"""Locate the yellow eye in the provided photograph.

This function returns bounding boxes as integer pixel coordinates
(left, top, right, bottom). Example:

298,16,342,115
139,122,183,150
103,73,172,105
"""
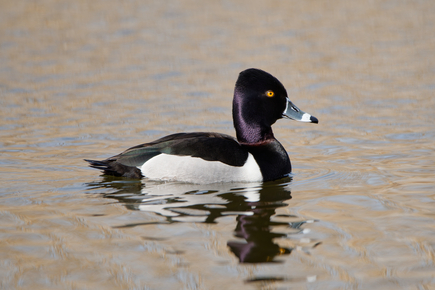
266,90,274,97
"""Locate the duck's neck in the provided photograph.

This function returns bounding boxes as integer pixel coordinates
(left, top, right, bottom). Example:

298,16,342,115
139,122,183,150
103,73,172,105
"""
233,96,275,144
234,121,274,144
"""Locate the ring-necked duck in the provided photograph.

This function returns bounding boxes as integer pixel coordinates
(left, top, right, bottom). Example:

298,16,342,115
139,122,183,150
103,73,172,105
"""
85,68,318,183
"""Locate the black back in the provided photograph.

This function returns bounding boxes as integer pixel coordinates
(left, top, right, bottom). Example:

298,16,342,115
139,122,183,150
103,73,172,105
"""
115,132,249,167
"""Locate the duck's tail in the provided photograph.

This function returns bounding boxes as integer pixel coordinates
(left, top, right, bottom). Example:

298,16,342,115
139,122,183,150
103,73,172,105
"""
84,159,143,179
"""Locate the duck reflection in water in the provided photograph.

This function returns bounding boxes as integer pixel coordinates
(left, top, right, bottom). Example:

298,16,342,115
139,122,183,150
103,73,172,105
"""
226,183,293,263
86,176,317,263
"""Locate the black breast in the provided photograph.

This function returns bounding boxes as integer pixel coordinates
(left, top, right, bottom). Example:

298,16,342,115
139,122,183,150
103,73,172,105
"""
242,139,291,182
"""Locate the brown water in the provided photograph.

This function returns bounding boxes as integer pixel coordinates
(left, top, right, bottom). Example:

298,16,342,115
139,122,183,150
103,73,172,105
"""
1,0,435,289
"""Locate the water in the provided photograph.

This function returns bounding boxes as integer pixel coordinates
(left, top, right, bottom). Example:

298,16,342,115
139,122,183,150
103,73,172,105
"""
1,0,435,289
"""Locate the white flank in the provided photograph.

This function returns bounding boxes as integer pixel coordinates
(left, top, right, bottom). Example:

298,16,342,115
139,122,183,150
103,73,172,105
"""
140,153,263,184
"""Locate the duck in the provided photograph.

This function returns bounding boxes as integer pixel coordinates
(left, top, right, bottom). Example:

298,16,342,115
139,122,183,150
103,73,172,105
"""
85,68,318,183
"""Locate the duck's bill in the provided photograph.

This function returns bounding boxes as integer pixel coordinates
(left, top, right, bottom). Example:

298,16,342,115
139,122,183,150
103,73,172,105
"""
283,98,318,123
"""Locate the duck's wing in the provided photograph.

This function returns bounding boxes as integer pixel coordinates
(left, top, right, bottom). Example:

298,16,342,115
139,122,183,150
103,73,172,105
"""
85,132,248,178
117,132,248,166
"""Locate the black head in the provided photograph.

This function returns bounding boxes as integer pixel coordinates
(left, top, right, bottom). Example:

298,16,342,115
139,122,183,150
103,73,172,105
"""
232,68,318,144
234,68,288,128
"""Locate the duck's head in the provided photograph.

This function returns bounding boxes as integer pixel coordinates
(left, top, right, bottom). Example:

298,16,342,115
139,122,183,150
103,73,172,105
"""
232,68,318,143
